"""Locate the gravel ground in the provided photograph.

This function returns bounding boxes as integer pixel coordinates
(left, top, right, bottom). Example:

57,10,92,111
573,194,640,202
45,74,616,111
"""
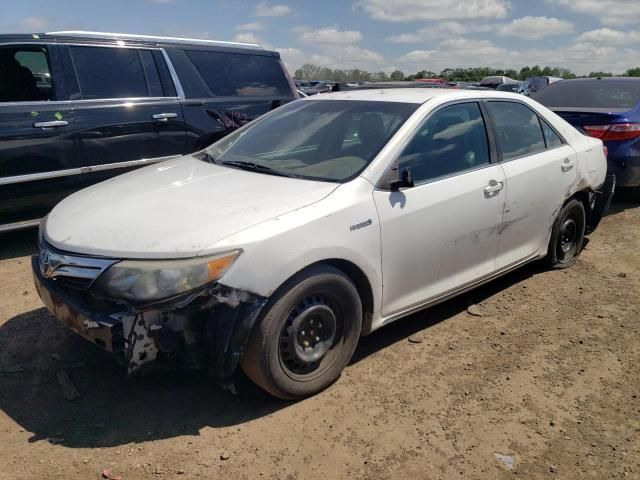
0,200,638,480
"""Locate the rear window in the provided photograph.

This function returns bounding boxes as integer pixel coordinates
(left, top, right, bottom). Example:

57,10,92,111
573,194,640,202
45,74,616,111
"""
533,80,640,110
184,50,291,97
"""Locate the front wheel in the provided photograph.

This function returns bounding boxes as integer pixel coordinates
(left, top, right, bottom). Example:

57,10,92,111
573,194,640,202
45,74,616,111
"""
545,198,586,269
240,265,362,399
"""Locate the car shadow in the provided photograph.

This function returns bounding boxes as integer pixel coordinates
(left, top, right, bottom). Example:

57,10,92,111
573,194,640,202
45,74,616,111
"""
0,262,542,449
352,262,540,364
0,228,39,261
0,307,286,448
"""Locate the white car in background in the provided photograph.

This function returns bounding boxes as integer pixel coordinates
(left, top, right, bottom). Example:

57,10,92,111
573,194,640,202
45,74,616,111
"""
33,89,613,399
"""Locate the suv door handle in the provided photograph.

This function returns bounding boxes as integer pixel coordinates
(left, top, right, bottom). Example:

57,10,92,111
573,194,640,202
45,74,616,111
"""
561,158,576,172
484,180,504,196
33,120,69,129
152,113,178,122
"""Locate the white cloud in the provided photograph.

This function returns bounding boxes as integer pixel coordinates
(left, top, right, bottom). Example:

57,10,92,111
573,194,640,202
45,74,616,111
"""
232,32,260,44
298,27,363,45
356,0,510,21
235,22,264,31
498,16,574,39
575,27,640,45
398,37,517,72
395,34,638,76
547,0,640,26
277,44,385,72
276,47,306,74
19,16,49,30
387,21,492,43
255,2,291,17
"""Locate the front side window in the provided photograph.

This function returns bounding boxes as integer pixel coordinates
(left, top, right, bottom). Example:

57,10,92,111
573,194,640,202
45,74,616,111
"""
185,50,292,97
397,102,491,184
69,46,148,99
487,101,545,161
0,46,55,102
204,100,418,182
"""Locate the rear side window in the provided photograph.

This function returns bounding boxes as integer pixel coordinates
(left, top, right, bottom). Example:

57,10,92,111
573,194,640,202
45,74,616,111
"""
487,101,545,161
533,80,640,110
398,102,491,183
184,50,291,97
0,46,55,102
69,46,149,99
541,119,563,149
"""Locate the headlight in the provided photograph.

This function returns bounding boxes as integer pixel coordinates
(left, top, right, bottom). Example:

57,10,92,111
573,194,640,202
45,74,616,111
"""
93,250,241,303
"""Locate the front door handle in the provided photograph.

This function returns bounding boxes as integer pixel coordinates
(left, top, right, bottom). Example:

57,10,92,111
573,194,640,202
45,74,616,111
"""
33,120,69,129
152,113,178,122
561,158,576,172
484,179,504,197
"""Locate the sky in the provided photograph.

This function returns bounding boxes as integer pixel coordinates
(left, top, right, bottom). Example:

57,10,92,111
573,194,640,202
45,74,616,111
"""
1,0,639,76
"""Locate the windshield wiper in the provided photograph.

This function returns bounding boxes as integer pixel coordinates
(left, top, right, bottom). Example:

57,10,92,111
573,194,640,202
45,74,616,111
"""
220,160,292,177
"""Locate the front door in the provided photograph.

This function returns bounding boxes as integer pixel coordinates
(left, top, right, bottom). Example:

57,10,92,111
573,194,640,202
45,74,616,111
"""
0,43,79,227
64,45,186,187
373,102,506,317
484,100,578,269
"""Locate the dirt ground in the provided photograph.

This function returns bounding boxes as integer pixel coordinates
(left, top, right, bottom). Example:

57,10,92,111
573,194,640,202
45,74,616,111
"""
0,199,639,480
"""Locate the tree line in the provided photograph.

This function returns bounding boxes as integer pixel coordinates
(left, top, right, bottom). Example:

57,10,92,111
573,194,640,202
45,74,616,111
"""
294,64,640,83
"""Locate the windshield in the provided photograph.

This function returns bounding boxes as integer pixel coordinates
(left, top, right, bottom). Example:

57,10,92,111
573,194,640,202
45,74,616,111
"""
203,100,418,182
533,80,640,110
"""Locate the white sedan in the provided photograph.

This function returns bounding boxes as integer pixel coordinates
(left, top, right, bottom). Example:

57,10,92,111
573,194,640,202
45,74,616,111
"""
33,89,613,399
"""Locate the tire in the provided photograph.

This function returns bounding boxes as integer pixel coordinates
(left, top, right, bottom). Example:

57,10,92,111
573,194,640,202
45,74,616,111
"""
240,265,362,400
545,198,586,269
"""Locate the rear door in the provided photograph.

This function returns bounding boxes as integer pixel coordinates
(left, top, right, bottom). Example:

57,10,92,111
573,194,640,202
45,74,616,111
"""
64,44,186,187
486,100,577,269
165,47,295,150
0,43,79,229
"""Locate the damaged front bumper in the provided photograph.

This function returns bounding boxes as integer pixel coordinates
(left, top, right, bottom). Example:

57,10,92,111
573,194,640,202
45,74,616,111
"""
31,255,266,380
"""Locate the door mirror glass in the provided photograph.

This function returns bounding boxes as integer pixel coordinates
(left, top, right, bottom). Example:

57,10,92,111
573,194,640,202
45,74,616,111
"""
390,168,414,191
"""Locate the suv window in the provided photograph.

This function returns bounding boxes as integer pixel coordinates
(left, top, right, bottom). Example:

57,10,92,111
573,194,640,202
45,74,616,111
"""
398,102,490,183
184,50,291,97
0,46,55,102
487,101,545,161
69,46,150,99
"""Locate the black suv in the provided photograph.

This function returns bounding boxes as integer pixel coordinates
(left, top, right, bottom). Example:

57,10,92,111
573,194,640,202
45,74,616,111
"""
0,31,297,232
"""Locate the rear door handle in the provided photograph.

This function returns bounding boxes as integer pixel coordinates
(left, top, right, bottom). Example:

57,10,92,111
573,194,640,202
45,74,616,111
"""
484,180,504,196
561,158,576,172
152,113,178,122
33,120,68,129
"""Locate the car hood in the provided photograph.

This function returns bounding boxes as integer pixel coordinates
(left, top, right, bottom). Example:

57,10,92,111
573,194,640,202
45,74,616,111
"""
45,155,339,258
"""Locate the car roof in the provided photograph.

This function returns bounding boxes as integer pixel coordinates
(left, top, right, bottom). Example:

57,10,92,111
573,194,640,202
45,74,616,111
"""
0,31,269,54
305,88,526,104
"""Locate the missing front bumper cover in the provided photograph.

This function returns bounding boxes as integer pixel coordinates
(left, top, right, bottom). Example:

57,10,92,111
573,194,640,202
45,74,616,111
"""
32,256,266,381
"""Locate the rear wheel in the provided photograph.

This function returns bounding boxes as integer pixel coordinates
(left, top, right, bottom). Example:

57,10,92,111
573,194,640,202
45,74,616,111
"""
240,265,362,399
546,199,586,269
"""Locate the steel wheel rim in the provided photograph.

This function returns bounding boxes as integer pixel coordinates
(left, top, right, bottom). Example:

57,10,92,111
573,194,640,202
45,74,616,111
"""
558,216,577,260
279,295,339,377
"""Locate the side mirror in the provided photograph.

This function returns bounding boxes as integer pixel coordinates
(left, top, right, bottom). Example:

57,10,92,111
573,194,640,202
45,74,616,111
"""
390,168,414,191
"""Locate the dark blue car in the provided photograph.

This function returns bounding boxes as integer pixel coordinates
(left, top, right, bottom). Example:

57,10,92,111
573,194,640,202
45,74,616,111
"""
533,77,640,191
